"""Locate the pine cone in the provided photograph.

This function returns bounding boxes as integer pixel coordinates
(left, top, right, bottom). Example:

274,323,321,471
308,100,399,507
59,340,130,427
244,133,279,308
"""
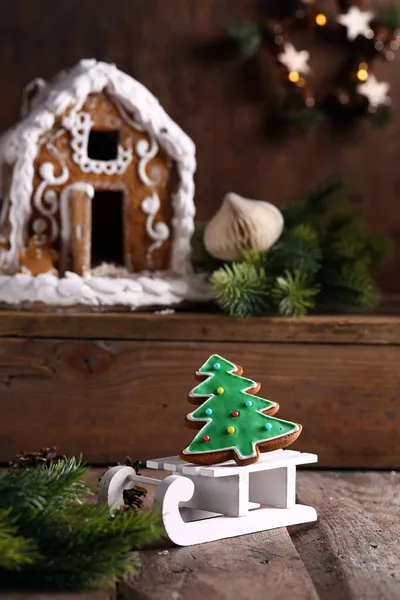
123,485,147,510
9,447,65,468
122,456,142,475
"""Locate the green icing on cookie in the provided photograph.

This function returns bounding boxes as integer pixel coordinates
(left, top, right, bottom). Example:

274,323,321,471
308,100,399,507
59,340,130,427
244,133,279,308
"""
183,354,298,461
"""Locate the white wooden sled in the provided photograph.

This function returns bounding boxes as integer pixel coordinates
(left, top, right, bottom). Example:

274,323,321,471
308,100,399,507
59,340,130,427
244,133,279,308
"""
99,449,318,546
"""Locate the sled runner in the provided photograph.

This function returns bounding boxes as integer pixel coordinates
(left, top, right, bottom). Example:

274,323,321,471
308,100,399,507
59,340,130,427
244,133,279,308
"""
99,449,318,547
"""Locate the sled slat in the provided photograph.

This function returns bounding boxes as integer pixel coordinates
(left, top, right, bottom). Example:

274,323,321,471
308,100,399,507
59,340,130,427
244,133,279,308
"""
147,449,316,478
199,452,317,477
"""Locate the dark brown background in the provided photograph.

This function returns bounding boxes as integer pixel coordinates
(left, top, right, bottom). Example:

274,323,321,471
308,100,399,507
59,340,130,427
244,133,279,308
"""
0,0,399,291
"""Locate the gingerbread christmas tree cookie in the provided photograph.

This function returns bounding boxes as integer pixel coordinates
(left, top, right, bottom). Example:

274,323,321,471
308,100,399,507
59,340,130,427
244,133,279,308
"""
180,354,302,466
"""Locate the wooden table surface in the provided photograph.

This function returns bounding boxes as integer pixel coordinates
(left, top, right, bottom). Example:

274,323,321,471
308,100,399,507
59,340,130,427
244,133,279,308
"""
1,470,399,600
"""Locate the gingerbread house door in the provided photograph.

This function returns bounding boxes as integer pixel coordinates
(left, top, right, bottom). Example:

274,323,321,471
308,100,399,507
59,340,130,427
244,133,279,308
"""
60,183,128,276
60,183,94,276
90,189,125,269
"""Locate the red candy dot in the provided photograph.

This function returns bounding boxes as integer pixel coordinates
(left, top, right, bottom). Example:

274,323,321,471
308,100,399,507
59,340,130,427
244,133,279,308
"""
231,410,239,417
203,435,210,442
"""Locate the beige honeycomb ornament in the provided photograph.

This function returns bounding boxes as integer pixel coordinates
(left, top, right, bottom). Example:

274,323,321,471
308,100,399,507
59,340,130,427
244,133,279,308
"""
204,192,284,261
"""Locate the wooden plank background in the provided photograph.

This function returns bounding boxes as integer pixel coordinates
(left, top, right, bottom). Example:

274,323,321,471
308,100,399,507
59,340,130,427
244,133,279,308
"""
0,328,399,467
0,0,399,291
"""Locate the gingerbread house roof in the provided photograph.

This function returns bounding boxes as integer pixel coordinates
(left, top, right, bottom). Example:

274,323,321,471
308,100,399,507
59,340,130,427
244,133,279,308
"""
0,59,196,275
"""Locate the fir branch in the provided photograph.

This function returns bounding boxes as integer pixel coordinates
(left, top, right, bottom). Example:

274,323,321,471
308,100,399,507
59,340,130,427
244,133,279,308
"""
210,262,273,317
241,250,271,270
273,223,322,275
280,201,309,230
0,457,88,518
363,233,393,267
325,215,369,262
372,104,394,129
281,175,344,228
272,271,320,316
285,108,325,136
302,175,344,216
0,510,38,570
0,458,163,591
319,263,379,310
323,213,391,269
376,1,400,31
226,22,262,57
2,504,163,591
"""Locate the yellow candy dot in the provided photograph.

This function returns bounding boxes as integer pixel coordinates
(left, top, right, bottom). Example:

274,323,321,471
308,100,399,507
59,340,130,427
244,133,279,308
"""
227,426,236,434
288,71,300,83
216,387,224,395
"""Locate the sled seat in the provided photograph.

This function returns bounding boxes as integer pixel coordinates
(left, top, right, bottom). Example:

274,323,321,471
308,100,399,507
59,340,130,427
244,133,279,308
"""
147,449,318,517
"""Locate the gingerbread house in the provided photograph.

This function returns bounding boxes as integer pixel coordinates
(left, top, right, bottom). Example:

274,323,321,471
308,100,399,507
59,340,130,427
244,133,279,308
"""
0,59,208,307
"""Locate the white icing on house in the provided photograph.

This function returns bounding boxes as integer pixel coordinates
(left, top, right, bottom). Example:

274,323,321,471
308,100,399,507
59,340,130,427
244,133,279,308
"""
141,193,170,261
0,270,211,308
62,110,134,175
20,78,47,118
33,132,70,242
0,59,204,308
136,134,170,260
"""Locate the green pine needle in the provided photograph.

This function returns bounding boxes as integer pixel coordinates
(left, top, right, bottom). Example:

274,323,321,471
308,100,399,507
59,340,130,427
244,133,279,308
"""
210,262,272,317
273,223,322,275
377,1,400,31
303,175,344,215
0,457,88,518
0,458,163,591
285,108,325,136
241,250,271,270
372,104,394,129
0,510,38,570
272,271,320,316
363,233,393,267
2,504,163,591
281,176,344,228
226,22,262,57
320,264,379,310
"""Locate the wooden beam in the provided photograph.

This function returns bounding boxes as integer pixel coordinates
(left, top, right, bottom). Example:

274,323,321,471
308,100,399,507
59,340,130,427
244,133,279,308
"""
1,311,400,344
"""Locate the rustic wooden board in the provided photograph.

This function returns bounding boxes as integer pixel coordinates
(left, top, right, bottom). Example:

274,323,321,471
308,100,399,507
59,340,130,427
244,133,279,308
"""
1,311,400,344
119,470,400,600
292,472,400,600
0,338,399,467
119,527,319,600
0,593,114,600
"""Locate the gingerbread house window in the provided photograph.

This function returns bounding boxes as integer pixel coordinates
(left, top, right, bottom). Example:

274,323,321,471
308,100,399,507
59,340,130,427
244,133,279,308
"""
0,59,206,309
87,130,120,161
